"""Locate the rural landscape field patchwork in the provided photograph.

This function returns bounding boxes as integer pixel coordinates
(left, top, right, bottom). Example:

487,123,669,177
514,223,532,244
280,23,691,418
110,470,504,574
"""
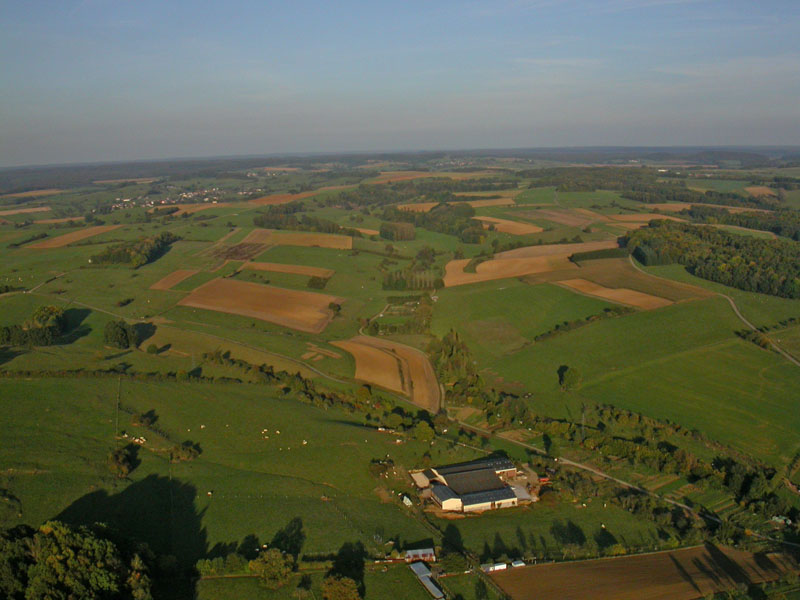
1,153,800,599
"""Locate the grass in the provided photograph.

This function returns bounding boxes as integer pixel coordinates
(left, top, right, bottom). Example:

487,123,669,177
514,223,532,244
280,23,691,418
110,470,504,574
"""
0,377,476,563
643,263,800,327
482,295,800,465
196,564,431,600
431,280,615,365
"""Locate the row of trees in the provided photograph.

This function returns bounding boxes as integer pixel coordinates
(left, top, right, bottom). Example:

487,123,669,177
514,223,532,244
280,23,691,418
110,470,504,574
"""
91,232,180,268
624,221,800,298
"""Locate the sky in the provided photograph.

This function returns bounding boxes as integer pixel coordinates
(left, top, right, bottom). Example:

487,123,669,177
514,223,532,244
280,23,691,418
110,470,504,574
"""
1,0,799,167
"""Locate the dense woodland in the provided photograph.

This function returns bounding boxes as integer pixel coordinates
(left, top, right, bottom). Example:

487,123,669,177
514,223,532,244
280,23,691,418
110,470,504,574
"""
682,205,800,240
91,232,180,268
625,221,800,298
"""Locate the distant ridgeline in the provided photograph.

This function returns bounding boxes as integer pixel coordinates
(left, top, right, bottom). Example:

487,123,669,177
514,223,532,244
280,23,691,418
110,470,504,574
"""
90,232,179,268
523,166,783,210
624,221,800,298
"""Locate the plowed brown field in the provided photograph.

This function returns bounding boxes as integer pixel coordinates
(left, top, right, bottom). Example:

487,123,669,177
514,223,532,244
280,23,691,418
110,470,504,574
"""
242,229,352,249
491,545,798,600
745,186,776,197
30,225,122,248
242,261,334,278
497,240,619,259
354,227,380,236
557,278,672,309
1,189,61,198
473,216,543,235
34,216,85,224
177,278,342,333
149,269,199,290
332,336,440,412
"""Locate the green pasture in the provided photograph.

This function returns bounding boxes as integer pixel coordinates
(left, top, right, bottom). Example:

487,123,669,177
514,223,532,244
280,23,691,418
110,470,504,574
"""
432,280,615,364
196,564,431,600
643,263,800,327
0,378,475,563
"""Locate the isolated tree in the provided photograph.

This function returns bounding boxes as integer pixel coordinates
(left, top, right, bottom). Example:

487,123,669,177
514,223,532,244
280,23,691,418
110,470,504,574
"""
107,445,137,479
321,575,360,600
104,320,137,349
559,366,582,391
413,421,435,443
29,305,66,332
249,548,293,589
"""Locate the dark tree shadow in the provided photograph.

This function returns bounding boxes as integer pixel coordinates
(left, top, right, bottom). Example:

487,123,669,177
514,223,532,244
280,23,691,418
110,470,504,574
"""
120,443,142,473
704,542,752,587
271,517,305,560
593,528,618,550
670,553,701,595
557,364,569,385
442,524,464,554
328,541,367,596
237,533,262,560
56,474,208,570
56,308,92,344
550,520,586,546
134,322,157,345
0,347,24,367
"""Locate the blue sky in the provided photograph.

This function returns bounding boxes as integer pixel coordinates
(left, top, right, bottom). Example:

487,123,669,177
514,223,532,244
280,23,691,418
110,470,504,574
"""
1,0,799,166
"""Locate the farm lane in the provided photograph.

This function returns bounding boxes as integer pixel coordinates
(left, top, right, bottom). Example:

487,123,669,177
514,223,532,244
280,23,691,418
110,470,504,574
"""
628,255,800,368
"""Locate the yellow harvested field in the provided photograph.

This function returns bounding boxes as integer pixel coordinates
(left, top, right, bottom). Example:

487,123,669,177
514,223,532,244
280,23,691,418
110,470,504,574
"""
29,225,122,248
445,255,577,287
444,241,622,287
398,202,440,213
473,216,543,235
149,269,199,291
369,170,494,184
332,336,440,412
498,240,619,259
520,208,597,227
463,197,516,208
492,545,798,600
557,278,673,310
242,228,352,249
354,227,380,236
0,206,51,217
645,202,693,212
93,177,158,184
177,278,342,333
746,185,777,197
242,261,334,278
151,203,229,216
249,184,354,206
647,202,770,214
34,216,85,224
608,213,686,223
0,189,61,199
331,339,406,395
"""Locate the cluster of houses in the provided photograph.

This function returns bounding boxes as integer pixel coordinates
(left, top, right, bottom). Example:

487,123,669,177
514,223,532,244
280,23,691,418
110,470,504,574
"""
411,456,532,513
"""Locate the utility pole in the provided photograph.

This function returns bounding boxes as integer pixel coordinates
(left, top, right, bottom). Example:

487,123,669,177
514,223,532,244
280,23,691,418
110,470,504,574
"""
114,375,121,446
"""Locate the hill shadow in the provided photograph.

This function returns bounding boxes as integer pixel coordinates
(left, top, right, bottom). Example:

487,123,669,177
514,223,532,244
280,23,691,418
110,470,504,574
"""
0,347,24,367
56,474,208,569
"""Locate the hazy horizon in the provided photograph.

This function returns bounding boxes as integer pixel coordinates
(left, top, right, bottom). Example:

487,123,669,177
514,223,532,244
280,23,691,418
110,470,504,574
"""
2,0,799,168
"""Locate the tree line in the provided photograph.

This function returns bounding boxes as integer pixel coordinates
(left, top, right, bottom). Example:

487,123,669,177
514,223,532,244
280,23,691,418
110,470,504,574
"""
624,221,800,298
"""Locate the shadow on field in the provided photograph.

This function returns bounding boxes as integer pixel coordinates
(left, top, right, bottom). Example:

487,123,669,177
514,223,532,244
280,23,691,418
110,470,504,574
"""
0,347,24,367
134,322,157,345
328,541,367,596
56,474,208,569
58,307,92,344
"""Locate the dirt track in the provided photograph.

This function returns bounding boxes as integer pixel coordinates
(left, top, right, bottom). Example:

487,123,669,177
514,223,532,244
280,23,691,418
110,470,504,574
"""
491,544,798,600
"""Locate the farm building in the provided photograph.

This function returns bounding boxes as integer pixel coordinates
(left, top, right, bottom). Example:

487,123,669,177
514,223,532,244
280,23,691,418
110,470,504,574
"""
405,548,436,562
413,456,526,513
408,561,444,599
